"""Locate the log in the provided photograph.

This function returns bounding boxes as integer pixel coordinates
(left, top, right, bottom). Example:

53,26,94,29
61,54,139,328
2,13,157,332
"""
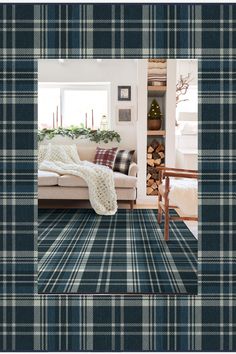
147,178,154,187
146,139,165,195
148,172,158,179
154,158,161,165
147,159,154,167
147,146,154,153
147,166,159,180
156,144,164,152
151,139,159,150
152,152,160,160
147,187,154,195
151,189,158,195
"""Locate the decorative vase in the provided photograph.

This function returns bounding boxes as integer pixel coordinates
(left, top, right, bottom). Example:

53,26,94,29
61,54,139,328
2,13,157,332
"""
148,118,162,130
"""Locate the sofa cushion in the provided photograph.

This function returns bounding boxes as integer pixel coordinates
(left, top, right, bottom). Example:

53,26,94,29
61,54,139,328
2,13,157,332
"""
94,147,118,169
113,172,137,188
113,149,135,175
38,170,59,186
58,172,137,188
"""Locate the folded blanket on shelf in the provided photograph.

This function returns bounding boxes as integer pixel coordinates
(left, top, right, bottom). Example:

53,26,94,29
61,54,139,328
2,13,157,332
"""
148,59,166,63
148,68,167,75
148,62,167,69
148,76,166,82
148,81,166,86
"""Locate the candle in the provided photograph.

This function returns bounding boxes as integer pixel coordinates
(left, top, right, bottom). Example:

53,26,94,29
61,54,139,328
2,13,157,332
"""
85,113,87,129
91,109,94,130
53,112,55,128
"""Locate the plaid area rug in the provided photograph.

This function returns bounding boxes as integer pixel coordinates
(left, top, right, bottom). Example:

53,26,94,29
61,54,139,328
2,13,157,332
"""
38,209,198,294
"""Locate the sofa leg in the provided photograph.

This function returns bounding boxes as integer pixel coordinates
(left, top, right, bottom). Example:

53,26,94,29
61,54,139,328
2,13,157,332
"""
130,201,134,210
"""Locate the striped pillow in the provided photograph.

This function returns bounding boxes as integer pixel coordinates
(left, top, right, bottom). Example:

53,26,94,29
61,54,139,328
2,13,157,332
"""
113,150,135,175
94,147,118,169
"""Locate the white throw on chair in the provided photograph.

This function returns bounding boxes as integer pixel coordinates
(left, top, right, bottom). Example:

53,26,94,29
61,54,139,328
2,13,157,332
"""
157,167,198,241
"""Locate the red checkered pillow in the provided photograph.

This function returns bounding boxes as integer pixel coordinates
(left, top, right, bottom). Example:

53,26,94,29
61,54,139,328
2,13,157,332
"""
94,147,118,169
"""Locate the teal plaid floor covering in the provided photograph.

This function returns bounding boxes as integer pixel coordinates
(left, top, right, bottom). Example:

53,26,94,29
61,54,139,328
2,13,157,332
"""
38,209,198,294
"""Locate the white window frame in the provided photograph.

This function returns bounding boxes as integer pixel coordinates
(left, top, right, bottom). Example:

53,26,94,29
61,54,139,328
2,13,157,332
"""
38,82,111,129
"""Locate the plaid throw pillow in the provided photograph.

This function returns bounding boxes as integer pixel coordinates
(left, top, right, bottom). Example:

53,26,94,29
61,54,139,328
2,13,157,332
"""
113,150,135,175
94,147,118,169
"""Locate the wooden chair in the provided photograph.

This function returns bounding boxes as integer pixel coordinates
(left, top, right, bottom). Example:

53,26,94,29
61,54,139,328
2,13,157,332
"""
157,167,198,241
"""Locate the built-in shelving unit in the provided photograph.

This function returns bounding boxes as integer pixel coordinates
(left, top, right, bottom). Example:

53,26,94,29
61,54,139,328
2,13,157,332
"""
147,130,165,136
146,60,167,196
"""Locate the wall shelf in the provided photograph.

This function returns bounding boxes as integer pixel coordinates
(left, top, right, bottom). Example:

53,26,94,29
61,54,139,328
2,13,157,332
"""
147,130,165,136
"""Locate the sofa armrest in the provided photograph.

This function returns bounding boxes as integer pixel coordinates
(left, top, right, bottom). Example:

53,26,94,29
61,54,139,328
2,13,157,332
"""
128,162,138,177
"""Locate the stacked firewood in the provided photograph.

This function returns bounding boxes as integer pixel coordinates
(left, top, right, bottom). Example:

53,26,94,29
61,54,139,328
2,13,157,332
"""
146,139,165,195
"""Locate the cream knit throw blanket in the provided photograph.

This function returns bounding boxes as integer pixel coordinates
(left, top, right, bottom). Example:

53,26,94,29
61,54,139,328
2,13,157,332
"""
39,144,117,215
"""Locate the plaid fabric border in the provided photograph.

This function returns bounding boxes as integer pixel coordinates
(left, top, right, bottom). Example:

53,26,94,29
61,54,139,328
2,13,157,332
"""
0,3,235,351
94,146,118,169
113,149,135,175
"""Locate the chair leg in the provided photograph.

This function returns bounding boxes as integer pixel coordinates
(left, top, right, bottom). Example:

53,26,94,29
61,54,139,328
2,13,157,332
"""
164,204,169,241
164,176,170,241
157,194,162,224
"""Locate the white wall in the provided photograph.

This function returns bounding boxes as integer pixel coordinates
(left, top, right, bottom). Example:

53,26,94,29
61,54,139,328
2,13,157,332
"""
38,59,138,151
136,60,148,203
165,60,177,167
175,59,198,170
176,59,198,119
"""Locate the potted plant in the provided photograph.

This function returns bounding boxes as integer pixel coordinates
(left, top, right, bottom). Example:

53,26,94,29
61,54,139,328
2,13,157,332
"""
147,99,162,130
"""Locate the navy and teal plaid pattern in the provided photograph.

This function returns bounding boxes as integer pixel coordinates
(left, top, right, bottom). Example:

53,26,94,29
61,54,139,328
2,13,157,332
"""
38,209,197,294
0,3,236,351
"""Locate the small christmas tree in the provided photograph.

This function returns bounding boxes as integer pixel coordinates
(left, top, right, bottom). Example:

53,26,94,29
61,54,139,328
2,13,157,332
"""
148,99,162,120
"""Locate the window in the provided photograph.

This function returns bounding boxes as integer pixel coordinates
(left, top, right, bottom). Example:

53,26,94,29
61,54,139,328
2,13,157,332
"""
38,87,60,129
38,83,110,130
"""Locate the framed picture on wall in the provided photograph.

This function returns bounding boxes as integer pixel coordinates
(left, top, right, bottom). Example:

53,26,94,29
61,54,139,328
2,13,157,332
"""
117,106,133,124
118,85,131,101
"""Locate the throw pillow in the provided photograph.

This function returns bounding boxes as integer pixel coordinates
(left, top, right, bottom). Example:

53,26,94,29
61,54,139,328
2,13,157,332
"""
94,147,118,169
113,150,135,175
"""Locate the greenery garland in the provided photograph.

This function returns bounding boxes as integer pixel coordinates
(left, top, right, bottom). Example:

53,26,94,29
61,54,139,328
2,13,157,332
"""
38,126,121,144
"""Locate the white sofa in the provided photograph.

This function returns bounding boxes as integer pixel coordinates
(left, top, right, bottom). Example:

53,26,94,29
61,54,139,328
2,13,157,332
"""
38,144,138,209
